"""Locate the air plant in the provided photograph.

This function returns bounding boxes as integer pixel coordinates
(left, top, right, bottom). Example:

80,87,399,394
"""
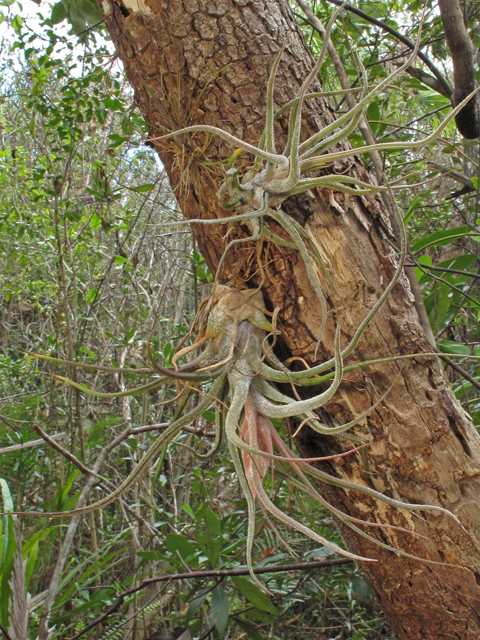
20,4,472,589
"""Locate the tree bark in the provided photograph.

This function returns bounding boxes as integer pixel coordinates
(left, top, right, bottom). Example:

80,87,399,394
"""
100,0,480,637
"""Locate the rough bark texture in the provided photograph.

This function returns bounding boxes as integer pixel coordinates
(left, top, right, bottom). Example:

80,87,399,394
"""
438,0,479,139
100,0,480,637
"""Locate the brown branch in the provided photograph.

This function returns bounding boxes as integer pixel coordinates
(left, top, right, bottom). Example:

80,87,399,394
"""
405,67,452,99
427,161,477,190
322,0,453,99
32,424,94,476
69,558,353,640
421,263,480,280
383,105,450,138
438,353,480,391
130,558,354,585
438,0,479,139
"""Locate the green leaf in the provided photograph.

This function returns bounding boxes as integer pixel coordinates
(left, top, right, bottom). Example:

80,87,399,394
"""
210,585,229,638
85,288,99,304
51,1,68,24
202,410,216,423
22,526,59,557
25,541,39,592
114,255,130,266
59,470,79,505
79,346,96,358
366,101,380,134
437,254,477,271
136,550,161,561
234,617,263,640
0,478,13,513
1,515,16,626
11,15,23,34
196,507,223,565
90,213,102,231
130,183,154,193
186,588,209,621
411,226,478,252
79,0,103,25
125,327,136,343
404,195,419,224
231,577,278,615
351,575,369,601
181,504,195,519
414,254,432,283
165,534,197,565
438,340,470,356
196,507,222,536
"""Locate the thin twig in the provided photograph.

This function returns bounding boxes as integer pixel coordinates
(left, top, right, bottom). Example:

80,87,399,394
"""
69,559,353,640
321,0,452,97
132,557,353,585
438,353,480,391
0,432,66,455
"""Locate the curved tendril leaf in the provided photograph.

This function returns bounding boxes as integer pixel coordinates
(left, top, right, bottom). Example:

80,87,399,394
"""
252,375,396,437
44,372,169,399
273,87,363,121
301,86,480,173
276,211,338,295
23,350,154,375
268,428,425,543
298,7,425,158
274,3,345,193
251,458,374,563
228,429,266,592
298,458,461,524
149,124,288,168
259,194,407,384
286,472,425,540
175,383,228,461
258,351,478,386
265,44,286,156
269,424,460,530
252,327,342,418
13,376,226,518
334,513,453,567
292,479,457,570
146,338,224,381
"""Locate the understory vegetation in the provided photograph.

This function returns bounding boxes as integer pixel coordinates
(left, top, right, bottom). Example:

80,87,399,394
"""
0,0,479,638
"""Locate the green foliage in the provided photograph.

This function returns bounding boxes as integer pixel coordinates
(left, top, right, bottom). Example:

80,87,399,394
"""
51,0,103,34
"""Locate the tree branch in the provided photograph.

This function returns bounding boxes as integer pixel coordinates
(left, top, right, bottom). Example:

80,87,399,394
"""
0,432,66,455
405,67,451,99
427,161,477,190
438,0,479,139
322,0,453,99
69,558,353,640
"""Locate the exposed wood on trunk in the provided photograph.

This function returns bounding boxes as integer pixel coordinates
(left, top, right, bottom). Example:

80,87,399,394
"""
100,0,480,637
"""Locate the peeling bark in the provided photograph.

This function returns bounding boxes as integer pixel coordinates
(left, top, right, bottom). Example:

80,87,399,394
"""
100,0,480,637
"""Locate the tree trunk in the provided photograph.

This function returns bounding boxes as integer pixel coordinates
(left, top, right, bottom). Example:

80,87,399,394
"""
101,0,480,637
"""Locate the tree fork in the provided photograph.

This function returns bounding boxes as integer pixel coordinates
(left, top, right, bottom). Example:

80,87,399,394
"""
101,0,480,637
